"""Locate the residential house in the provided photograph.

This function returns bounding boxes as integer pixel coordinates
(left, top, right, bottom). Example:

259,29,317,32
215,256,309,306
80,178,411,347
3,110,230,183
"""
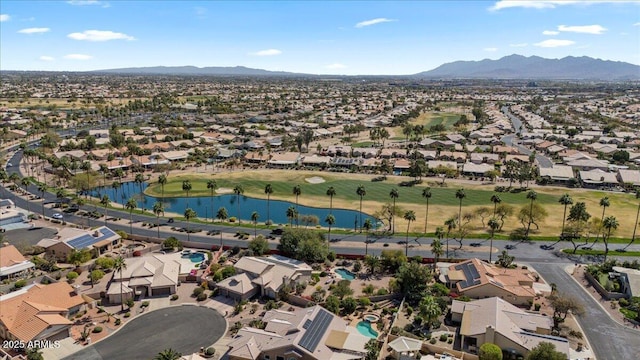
106,253,181,303
217,255,312,301
539,165,575,184
441,258,539,306
267,152,301,168
388,336,423,360
579,169,619,188
0,244,34,280
227,305,369,360
451,297,570,359
0,282,85,343
612,266,640,298
462,162,495,177
617,169,640,187
37,226,121,261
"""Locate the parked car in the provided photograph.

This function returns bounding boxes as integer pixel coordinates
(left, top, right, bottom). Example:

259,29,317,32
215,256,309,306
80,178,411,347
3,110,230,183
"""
52,213,63,220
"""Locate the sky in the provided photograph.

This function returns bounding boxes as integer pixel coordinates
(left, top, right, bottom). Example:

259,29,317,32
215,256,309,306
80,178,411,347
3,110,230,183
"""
0,0,639,75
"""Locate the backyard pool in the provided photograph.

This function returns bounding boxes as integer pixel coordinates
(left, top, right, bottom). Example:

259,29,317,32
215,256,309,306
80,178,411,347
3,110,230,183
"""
356,321,378,339
335,268,355,281
183,252,205,263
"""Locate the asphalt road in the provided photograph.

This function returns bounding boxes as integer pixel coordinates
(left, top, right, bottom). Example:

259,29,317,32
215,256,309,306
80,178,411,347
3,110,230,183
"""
63,305,226,360
501,106,554,168
531,262,640,360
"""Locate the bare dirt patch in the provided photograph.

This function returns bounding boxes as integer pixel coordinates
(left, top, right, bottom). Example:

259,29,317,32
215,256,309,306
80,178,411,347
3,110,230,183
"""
305,176,326,184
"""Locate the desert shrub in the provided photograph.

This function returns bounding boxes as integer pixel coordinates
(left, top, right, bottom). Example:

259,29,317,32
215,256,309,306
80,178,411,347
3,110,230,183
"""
92,326,103,333
141,301,150,308
170,294,179,301
115,318,121,325
193,287,204,297
197,292,208,301
376,288,388,295
430,338,437,344
439,334,448,342
126,298,134,308
205,347,215,356
66,272,79,281
124,312,131,318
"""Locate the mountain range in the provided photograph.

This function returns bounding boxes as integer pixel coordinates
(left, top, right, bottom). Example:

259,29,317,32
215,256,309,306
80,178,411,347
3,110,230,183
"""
92,55,640,80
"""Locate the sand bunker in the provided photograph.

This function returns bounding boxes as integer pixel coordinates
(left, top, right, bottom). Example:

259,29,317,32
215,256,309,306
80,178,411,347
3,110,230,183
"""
216,187,234,194
305,176,326,184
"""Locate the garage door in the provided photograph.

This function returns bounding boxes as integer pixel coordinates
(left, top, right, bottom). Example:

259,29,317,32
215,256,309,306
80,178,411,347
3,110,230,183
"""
153,287,172,296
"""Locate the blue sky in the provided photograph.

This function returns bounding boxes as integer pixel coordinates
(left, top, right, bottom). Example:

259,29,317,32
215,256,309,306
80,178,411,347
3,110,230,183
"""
1,0,638,75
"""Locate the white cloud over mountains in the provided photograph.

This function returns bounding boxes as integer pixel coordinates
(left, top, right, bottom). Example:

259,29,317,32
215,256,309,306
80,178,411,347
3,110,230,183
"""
534,39,575,48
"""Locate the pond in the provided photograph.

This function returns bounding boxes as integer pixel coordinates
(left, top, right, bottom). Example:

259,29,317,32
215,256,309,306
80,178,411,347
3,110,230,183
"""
90,181,380,230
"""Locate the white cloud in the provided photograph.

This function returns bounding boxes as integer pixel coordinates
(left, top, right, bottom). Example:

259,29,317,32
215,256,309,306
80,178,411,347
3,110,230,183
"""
194,6,207,18
0,14,10,22
325,63,347,69
509,43,528,47
64,54,93,60
250,49,282,56
558,24,606,34
18,27,50,34
355,18,396,28
39,56,55,61
68,30,135,41
490,1,637,11
483,47,498,52
542,30,559,35
534,39,575,48
67,1,105,5
634,22,640,26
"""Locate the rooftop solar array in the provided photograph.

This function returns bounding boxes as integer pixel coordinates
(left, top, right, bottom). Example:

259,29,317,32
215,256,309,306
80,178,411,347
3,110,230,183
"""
332,157,358,166
299,308,332,353
303,319,312,329
67,227,118,249
455,262,482,289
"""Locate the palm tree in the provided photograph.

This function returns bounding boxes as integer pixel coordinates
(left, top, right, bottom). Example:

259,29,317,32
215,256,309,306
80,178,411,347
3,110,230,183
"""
264,184,273,225
182,180,192,207
389,188,399,234
216,207,228,223
154,348,182,360
602,216,619,262
20,177,32,214
488,218,500,263
418,296,442,330
558,193,573,239
430,236,444,270
403,210,416,256
251,211,259,237
326,186,336,214
624,191,640,250
444,218,456,258
363,218,373,256
422,187,432,234
125,197,137,235
356,184,366,231
134,173,145,200
113,256,127,311
112,181,123,209
525,190,537,238
99,163,109,188
184,208,197,242
286,206,297,227
37,183,47,216
81,161,91,196
490,194,501,218
100,194,110,225
153,201,164,239
292,185,301,227
158,174,167,204
325,214,335,248
455,188,466,227
594,196,610,244
207,179,217,223
233,184,244,224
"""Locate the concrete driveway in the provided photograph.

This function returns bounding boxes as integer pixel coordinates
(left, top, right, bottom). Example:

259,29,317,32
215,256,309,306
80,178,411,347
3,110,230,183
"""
530,262,640,360
63,305,226,360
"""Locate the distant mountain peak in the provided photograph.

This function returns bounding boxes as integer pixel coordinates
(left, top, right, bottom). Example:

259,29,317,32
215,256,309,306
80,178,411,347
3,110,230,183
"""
415,54,640,80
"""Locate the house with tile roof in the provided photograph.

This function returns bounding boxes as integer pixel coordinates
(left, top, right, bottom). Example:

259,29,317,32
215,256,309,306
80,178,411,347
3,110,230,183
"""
0,282,85,343
442,258,539,306
451,297,570,359
36,226,121,262
227,305,369,360
105,253,181,304
0,244,34,280
216,255,312,301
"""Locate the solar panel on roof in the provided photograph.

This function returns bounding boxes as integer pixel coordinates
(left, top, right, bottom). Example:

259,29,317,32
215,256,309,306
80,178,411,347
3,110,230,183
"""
67,227,118,249
303,319,312,329
299,308,333,353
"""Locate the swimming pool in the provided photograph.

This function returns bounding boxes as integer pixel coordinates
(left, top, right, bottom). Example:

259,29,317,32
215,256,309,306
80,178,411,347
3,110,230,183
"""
184,252,205,263
356,321,378,338
335,268,355,281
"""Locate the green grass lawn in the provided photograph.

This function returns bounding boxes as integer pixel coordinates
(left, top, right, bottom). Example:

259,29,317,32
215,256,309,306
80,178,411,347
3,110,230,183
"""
351,141,375,148
562,248,640,257
146,175,557,207
413,112,461,130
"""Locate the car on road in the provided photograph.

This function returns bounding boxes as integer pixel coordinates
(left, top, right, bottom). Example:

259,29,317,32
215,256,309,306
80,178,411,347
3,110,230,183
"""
505,244,516,250
540,245,554,250
6,163,12,167
470,242,482,247
52,213,63,220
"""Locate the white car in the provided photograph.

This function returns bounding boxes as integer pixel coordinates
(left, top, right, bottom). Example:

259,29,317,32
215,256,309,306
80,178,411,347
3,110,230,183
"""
52,213,63,220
